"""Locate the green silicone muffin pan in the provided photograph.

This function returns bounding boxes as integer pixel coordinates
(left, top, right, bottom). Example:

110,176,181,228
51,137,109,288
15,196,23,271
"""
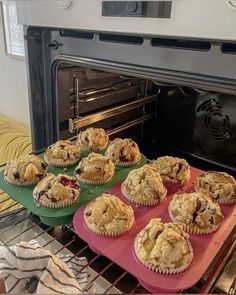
0,154,146,226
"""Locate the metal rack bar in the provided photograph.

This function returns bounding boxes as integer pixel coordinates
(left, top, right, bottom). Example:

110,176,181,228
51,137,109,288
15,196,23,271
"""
69,94,157,132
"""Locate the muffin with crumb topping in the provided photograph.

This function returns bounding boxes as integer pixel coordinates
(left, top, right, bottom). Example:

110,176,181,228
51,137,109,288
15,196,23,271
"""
150,156,190,186
105,138,141,167
134,218,193,274
74,152,115,185
84,193,134,236
121,165,167,206
168,192,224,234
33,173,80,208
194,171,236,204
4,154,48,186
76,127,109,152
44,140,80,167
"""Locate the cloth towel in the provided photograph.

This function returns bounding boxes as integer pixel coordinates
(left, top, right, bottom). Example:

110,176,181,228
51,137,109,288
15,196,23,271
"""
0,240,91,294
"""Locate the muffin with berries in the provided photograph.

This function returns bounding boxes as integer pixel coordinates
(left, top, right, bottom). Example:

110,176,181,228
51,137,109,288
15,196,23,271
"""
4,154,48,186
168,192,224,234
44,140,80,167
121,165,167,206
33,173,80,208
134,218,193,274
194,171,236,204
84,193,134,236
150,156,190,186
105,138,141,167
75,152,115,185
76,127,109,152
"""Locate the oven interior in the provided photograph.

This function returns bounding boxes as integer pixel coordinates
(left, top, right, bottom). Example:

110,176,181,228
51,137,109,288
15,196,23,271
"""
57,64,236,174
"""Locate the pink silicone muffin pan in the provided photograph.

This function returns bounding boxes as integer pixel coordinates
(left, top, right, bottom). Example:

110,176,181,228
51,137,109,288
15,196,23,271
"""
73,167,236,293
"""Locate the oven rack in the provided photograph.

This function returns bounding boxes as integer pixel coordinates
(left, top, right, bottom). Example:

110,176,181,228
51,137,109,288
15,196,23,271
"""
0,190,235,294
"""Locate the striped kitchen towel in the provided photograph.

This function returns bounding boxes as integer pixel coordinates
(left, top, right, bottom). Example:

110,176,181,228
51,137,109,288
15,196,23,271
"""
0,240,91,294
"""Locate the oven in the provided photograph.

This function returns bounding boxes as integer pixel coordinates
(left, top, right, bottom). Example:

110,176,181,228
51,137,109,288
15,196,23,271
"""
1,0,236,293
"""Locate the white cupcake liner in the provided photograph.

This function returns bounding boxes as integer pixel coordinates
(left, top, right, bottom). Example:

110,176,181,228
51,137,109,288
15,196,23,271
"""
121,183,167,207
33,194,79,208
168,207,220,234
4,176,39,187
44,155,80,168
134,237,193,274
216,197,236,205
84,214,134,237
75,174,113,186
114,155,142,168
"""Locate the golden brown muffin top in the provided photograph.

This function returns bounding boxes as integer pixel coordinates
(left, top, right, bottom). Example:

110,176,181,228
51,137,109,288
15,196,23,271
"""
195,171,236,203
44,140,80,162
77,127,108,151
75,152,114,181
105,138,141,164
150,156,190,185
4,154,47,183
84,193,134,234
169,192,224,230
33,173,80,205
122,165,166,204
135,218,192,270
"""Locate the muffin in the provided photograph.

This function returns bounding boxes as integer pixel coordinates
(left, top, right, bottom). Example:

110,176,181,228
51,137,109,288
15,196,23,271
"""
84,193,134,236
121,165,167,206
44,140,80,167
194,171,236,204
168,192,224,234
33,173,80,208
105,138,141,167
74,152,115,185
4,154,48,186
134,218,193,274
150,156,190,186
76,127,109,152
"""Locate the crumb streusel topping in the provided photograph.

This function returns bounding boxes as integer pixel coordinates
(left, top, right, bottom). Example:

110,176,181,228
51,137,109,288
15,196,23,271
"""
84,193,134,235
33,173,80,206
134,218,193,271
75,152,114,182
77,127,108,151
4,154,48,184
121,165,166,205
169,192,223,232
44,140,80,164
150,156,190,185
195,171,236,204
105,138,141,165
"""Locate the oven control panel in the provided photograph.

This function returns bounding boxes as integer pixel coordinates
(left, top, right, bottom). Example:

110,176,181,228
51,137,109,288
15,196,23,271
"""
102,1,172,18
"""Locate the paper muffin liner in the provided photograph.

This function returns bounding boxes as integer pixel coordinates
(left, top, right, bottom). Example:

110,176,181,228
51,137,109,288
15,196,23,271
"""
75,174,113,186
34,194,79,208
168,207,220,234
121,184,167,207
44,155,80,168
134,237,193,275
84,214,134,237
4,176,39,187
216,197,236,205
114,155,142,168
